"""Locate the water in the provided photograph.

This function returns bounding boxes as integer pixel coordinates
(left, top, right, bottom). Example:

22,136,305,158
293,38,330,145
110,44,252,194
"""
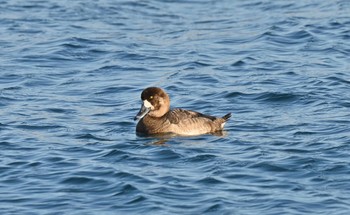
1,0,350,214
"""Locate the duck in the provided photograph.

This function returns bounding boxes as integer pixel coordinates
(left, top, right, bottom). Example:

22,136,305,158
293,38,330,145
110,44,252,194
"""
134,87,231,136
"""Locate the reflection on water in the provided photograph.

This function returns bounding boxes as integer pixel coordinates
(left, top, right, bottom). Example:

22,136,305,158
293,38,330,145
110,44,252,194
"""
147,138,170,146
141,130,229,146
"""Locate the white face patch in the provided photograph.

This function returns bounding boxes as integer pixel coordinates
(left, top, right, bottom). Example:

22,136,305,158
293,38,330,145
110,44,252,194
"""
143,100,154,110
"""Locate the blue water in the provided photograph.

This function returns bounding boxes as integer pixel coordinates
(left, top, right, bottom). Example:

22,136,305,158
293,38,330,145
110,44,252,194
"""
1,0,350,214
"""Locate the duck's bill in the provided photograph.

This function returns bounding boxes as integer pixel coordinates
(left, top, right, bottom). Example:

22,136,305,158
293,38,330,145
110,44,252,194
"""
134,104,150,121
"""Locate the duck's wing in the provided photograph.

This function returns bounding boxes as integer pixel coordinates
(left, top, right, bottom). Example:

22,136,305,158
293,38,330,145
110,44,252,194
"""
166,108,216,124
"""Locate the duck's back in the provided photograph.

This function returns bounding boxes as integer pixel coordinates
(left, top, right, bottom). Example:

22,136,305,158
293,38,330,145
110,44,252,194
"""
166,108,230,135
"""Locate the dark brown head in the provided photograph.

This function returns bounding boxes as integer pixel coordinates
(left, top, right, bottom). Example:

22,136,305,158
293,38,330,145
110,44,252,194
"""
134,87,170,120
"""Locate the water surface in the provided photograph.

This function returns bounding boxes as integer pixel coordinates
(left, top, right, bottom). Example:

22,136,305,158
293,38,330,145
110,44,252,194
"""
1,0,350,214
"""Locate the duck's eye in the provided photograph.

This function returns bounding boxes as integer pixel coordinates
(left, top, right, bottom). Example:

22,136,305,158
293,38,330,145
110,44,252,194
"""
149,96,153,100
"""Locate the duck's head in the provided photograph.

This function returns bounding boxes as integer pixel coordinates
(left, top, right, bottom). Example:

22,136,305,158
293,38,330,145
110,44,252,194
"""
134,87,170,120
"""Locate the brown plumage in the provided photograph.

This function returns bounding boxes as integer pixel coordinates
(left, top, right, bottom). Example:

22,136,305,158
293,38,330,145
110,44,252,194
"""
134,87,231,136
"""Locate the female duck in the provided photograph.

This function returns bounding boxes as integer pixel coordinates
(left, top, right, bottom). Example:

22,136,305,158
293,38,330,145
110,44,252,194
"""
134,87,231,136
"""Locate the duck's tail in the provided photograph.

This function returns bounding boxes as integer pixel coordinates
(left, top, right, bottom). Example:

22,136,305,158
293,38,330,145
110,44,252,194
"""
222,113,232,121
217,113,231,130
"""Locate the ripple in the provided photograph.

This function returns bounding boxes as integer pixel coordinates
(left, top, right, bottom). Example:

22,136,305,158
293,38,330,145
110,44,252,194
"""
196,176,225,185
249,161,291,173
75,133,109,141
113,184,140,196
15,124,65,131
255,92,301,103
43,108,76,114
60,176,96,185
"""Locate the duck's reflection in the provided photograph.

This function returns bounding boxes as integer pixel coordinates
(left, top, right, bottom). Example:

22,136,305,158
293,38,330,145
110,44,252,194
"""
140,131,228,146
